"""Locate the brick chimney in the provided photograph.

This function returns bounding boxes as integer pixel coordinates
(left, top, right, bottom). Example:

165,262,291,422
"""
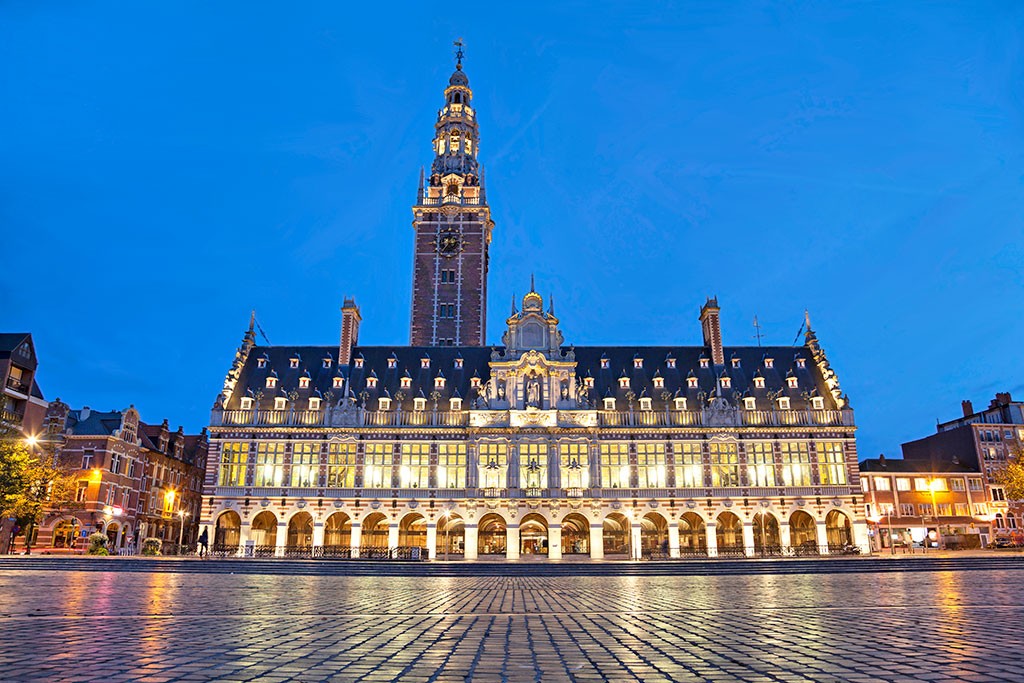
339,297,362,366
961,400,974,417
699,297,724,366
993,392,1012,407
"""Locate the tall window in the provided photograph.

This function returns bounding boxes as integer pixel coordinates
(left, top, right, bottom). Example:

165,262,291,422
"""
873,477,891,491
110,453,121,475
290,442,319,488
746,442,776,487
709,442,740,487
326,442,357,488
82,449,94,469
559,443,589,489
254,443,285,487
218,442,249,486
437,443,467,488
363,443,392,488
478,442,508,490
599,443,630,489
816,442,847,485
400,443,430,488
520,443,548,490
779,442,812,487
76,480,88,502
636,442,667,488
674,442,704,488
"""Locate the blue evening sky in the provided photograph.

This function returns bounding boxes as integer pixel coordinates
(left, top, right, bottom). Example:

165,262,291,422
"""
2,2,1022,460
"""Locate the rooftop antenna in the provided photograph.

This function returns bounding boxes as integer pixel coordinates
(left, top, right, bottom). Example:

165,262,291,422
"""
454,38,465,70
792,311,806,346
253,313,271,345
752,315,764,347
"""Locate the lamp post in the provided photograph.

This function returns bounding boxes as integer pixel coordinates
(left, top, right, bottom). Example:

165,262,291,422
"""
929,478,944,550
887,509,895,555
178,510,189,555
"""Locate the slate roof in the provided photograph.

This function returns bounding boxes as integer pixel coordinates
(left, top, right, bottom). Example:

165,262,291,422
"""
225,342,839,413
858,457,979,474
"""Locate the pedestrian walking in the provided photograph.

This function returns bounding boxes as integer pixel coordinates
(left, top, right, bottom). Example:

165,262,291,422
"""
198,528,209,558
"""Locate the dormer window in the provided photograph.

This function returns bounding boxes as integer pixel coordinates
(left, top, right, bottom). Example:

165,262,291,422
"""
290,358,299,369
787,376,799,389
666,358,676,369
603,397,616,411
354,357,364,369
413,397,427,411
266,377,277,389
257,358,267,369
764,357,774,369
754,377,766,389
454,358,463,370
634,358,643,369
618,376,630,389
309,397,321,411
674,397,687,411
731,358,741,369
796,357,807,369
687,377,698,389
450,397,463,411
435,376,446,389
401,377,412,389
584,377,594,389
378,397,391,411
299,377,310,388
274,397,287,411
720,376,732,389
777,397,791,410
699,358,709,369
366,376,378,389
811,396,825,410
333,377,344,389
743,397,756,410
639,397,653,411
653,376,664,389
323,358,332,369
387,357,397,369
470,377,481,389
421,358,430,369
240,397,253,410
600,358,610,370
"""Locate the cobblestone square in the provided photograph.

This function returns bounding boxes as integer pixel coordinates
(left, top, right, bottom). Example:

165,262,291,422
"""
2,563,1024,682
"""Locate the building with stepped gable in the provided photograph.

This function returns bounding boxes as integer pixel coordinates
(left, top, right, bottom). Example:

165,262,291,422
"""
201,53,867,560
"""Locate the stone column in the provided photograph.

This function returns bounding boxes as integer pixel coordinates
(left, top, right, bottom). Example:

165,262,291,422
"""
816,520,829,555
548,523,561,560
742,521,756,557
426,522,438,560
464,523,479,560
388,522,400,554
779,522,791,555
350,522,362,558
275,521,287,557
312,521,325,548
590,523,604,559
630,522,642,560
507,523,520,560
852,518,870,552
706,520,718,557
668,522,680,559
239,521,251,557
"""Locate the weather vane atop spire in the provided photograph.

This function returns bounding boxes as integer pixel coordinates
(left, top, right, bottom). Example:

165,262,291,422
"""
454,38,465,70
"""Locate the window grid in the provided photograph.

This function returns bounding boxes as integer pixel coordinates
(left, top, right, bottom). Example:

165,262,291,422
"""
364,443,392,488
636,442,667,488
779,442,812,487
816,441,847,485
437,443,467,488
400,443,431,488
559,443,589,489
746,442,776,487
520,443,548,490
709,442,740,487
674,442,704,488
254,443,286,487
290,442,319,488
599,443,630,489
326,443,357,488
478,443,509,490
219,442,249,487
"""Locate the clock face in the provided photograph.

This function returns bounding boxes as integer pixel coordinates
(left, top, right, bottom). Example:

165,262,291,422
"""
437,229,462,257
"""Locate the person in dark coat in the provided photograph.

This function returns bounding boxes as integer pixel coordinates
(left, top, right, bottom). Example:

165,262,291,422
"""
198,528,209,558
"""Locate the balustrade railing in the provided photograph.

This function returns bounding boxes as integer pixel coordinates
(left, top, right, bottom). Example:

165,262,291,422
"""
5,376,30,394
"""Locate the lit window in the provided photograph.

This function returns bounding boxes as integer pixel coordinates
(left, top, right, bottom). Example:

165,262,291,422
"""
354,357,364,369
777,397,790,410
618,376,629,389
796,358,806,369
240,397,253,410
435,376,446,389
387,357,397,369
603,397,616,411
333,377,344,389
896,477,911,491
764,357,774,369
601,358,610,370
421,358,430,369
731,358,741,369
290,358,299,369
378,397,391,411
470,377,481,389
720,376,731,389
666,358,676,369
653,376,664,389
257,357,267,369
687,377,698,388
584,377,594,388
639,397,652,411
366,376,378,389
413,397,427,411
274,397,287,411
873,477,891,491
754,377,765,389
401,376,412,389
299,377,310,388
743,397,756,410
811,396,825,410
323,358,332,369
454,358,463,369
787,376,799,388
674,397,687,411
266,377,277,389
308,397,321,411
450,397,462,411
914,478,930,491
699,358,709,369
634,358,643,369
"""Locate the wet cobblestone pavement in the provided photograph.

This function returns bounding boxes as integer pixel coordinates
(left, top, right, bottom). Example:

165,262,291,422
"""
2,564,1024,682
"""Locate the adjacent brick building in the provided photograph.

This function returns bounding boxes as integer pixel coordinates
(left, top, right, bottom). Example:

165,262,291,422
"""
0,333,48,434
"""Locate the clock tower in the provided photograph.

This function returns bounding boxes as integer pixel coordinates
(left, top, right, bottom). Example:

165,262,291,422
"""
409,45,493,347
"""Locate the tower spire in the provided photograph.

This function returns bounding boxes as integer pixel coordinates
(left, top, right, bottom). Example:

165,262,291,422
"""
454,38,465,70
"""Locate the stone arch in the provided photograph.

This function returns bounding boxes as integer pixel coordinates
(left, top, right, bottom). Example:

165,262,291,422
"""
825,509,852,550
51,517,80,549
399,512,428,549
104,521,121,548
215,510,242,549
678,511,707,555
561,513,590,555
752,510,782,555
478,512,507,556
790,510,817,554
323,511,351,548
250,510,278,547
716,511,743,555
519,513,548,556
640,511,669,557
437,512,465,558
360,512,389,551
287,511,314,548
603,512,631,556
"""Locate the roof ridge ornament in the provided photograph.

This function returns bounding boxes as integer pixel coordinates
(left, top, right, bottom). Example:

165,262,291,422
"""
454,38,465,71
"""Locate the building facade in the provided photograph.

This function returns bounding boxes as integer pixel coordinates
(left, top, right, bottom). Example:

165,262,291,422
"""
0,333,48,434
28,401,207,553
201,58,868,560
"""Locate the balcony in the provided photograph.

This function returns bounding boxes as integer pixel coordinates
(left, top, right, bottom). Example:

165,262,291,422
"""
419,194,484,207
0,407,24,427
218,409,326,427
361,411,469,427
598,408,854,428
600,411,703,427
5,376,30,395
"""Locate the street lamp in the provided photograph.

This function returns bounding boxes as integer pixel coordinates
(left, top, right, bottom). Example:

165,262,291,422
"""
929,478,945,550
